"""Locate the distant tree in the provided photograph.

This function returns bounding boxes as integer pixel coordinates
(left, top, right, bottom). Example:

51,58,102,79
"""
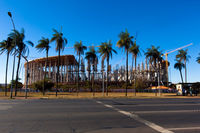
176,49,190,83
32,79,54,92
117,29,134,96
129,41,140,95
74,41,87,95
0,37,14,96
145,45,163,95
174,60,185,84
197,53,200,64
9,29,34,96
36,37,50,95
85,47,98,95
145,45,162,70
9,79,23,90
50,28,67,96
98,40,117,96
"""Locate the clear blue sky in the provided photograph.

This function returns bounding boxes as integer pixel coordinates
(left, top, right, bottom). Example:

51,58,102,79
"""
0,0,200,84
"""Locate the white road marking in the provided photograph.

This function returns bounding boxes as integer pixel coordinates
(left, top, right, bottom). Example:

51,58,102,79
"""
104,104,114,108
167,127,200,131
96,101,102,104
134,110,200,114
96,101,173,133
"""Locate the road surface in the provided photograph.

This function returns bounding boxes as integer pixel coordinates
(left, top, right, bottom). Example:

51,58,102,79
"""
0,98,200,133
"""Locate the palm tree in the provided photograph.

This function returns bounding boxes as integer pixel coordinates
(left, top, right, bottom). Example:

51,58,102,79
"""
9,29,34,96
74,41,87,95
0,37,14,96
129,42,140,96
36,37,50,95
145,45,162,70
85,47,98,96
176,49,190,83
197,54,200,64
145,46,162,96
98,40,117,96
174,60,185,83
50,28,67,96
117,29,134,96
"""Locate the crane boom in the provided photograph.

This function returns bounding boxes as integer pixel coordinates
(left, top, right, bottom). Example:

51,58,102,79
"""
163,43,193,86
164,43,193,55
66,45,100,49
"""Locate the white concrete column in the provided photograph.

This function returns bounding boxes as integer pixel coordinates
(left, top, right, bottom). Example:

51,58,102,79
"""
61,62,63,83
24,63,27,86
66,63,69,82
40,63,42,81
49,60,51,79
28,63,31,85
64,63,66,83
54,61,57,82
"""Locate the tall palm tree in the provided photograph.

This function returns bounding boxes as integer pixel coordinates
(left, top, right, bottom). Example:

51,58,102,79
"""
9,29,34,96
145,46,162,96
0,37,14,96
117,29,134,96
197,53,200,64
36,37,50,95
50,28,67,96
129,42,140,96
176,49,190,83
74,41,87,95
98,40,117,96
145,45,162,70
85,47,98,96
174,60,185,83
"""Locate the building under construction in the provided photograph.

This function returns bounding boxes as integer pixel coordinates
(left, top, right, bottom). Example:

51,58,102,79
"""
24,55,169,86
24,55,78,85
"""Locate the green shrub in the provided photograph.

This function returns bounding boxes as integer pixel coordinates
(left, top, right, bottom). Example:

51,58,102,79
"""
9,80,23,89
32,79,54,92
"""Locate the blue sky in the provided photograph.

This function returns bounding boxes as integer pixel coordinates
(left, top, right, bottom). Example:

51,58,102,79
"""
0,0,200,84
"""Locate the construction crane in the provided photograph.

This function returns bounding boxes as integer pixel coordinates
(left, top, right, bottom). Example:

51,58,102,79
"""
65,45,100,49
162,43,193,86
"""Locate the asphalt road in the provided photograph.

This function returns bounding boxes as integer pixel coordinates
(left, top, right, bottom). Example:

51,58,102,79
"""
0,98,200,133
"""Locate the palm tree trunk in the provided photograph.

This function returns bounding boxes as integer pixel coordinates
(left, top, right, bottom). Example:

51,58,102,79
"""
185,60,187,83
88,61,92,92
92,65,95,96
56,49,60,97
106,56,109,96
89,71,91,92
43,50,48,96
154,59,157,96
125,50,128,96
5,52,10,96
180,69,184,84
131,55,134,82
10,51,16,99
134,56,137,96
15,53,21,96
77,53,80,95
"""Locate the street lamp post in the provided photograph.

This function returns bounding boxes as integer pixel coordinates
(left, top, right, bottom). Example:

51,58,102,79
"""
8,12,16,99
